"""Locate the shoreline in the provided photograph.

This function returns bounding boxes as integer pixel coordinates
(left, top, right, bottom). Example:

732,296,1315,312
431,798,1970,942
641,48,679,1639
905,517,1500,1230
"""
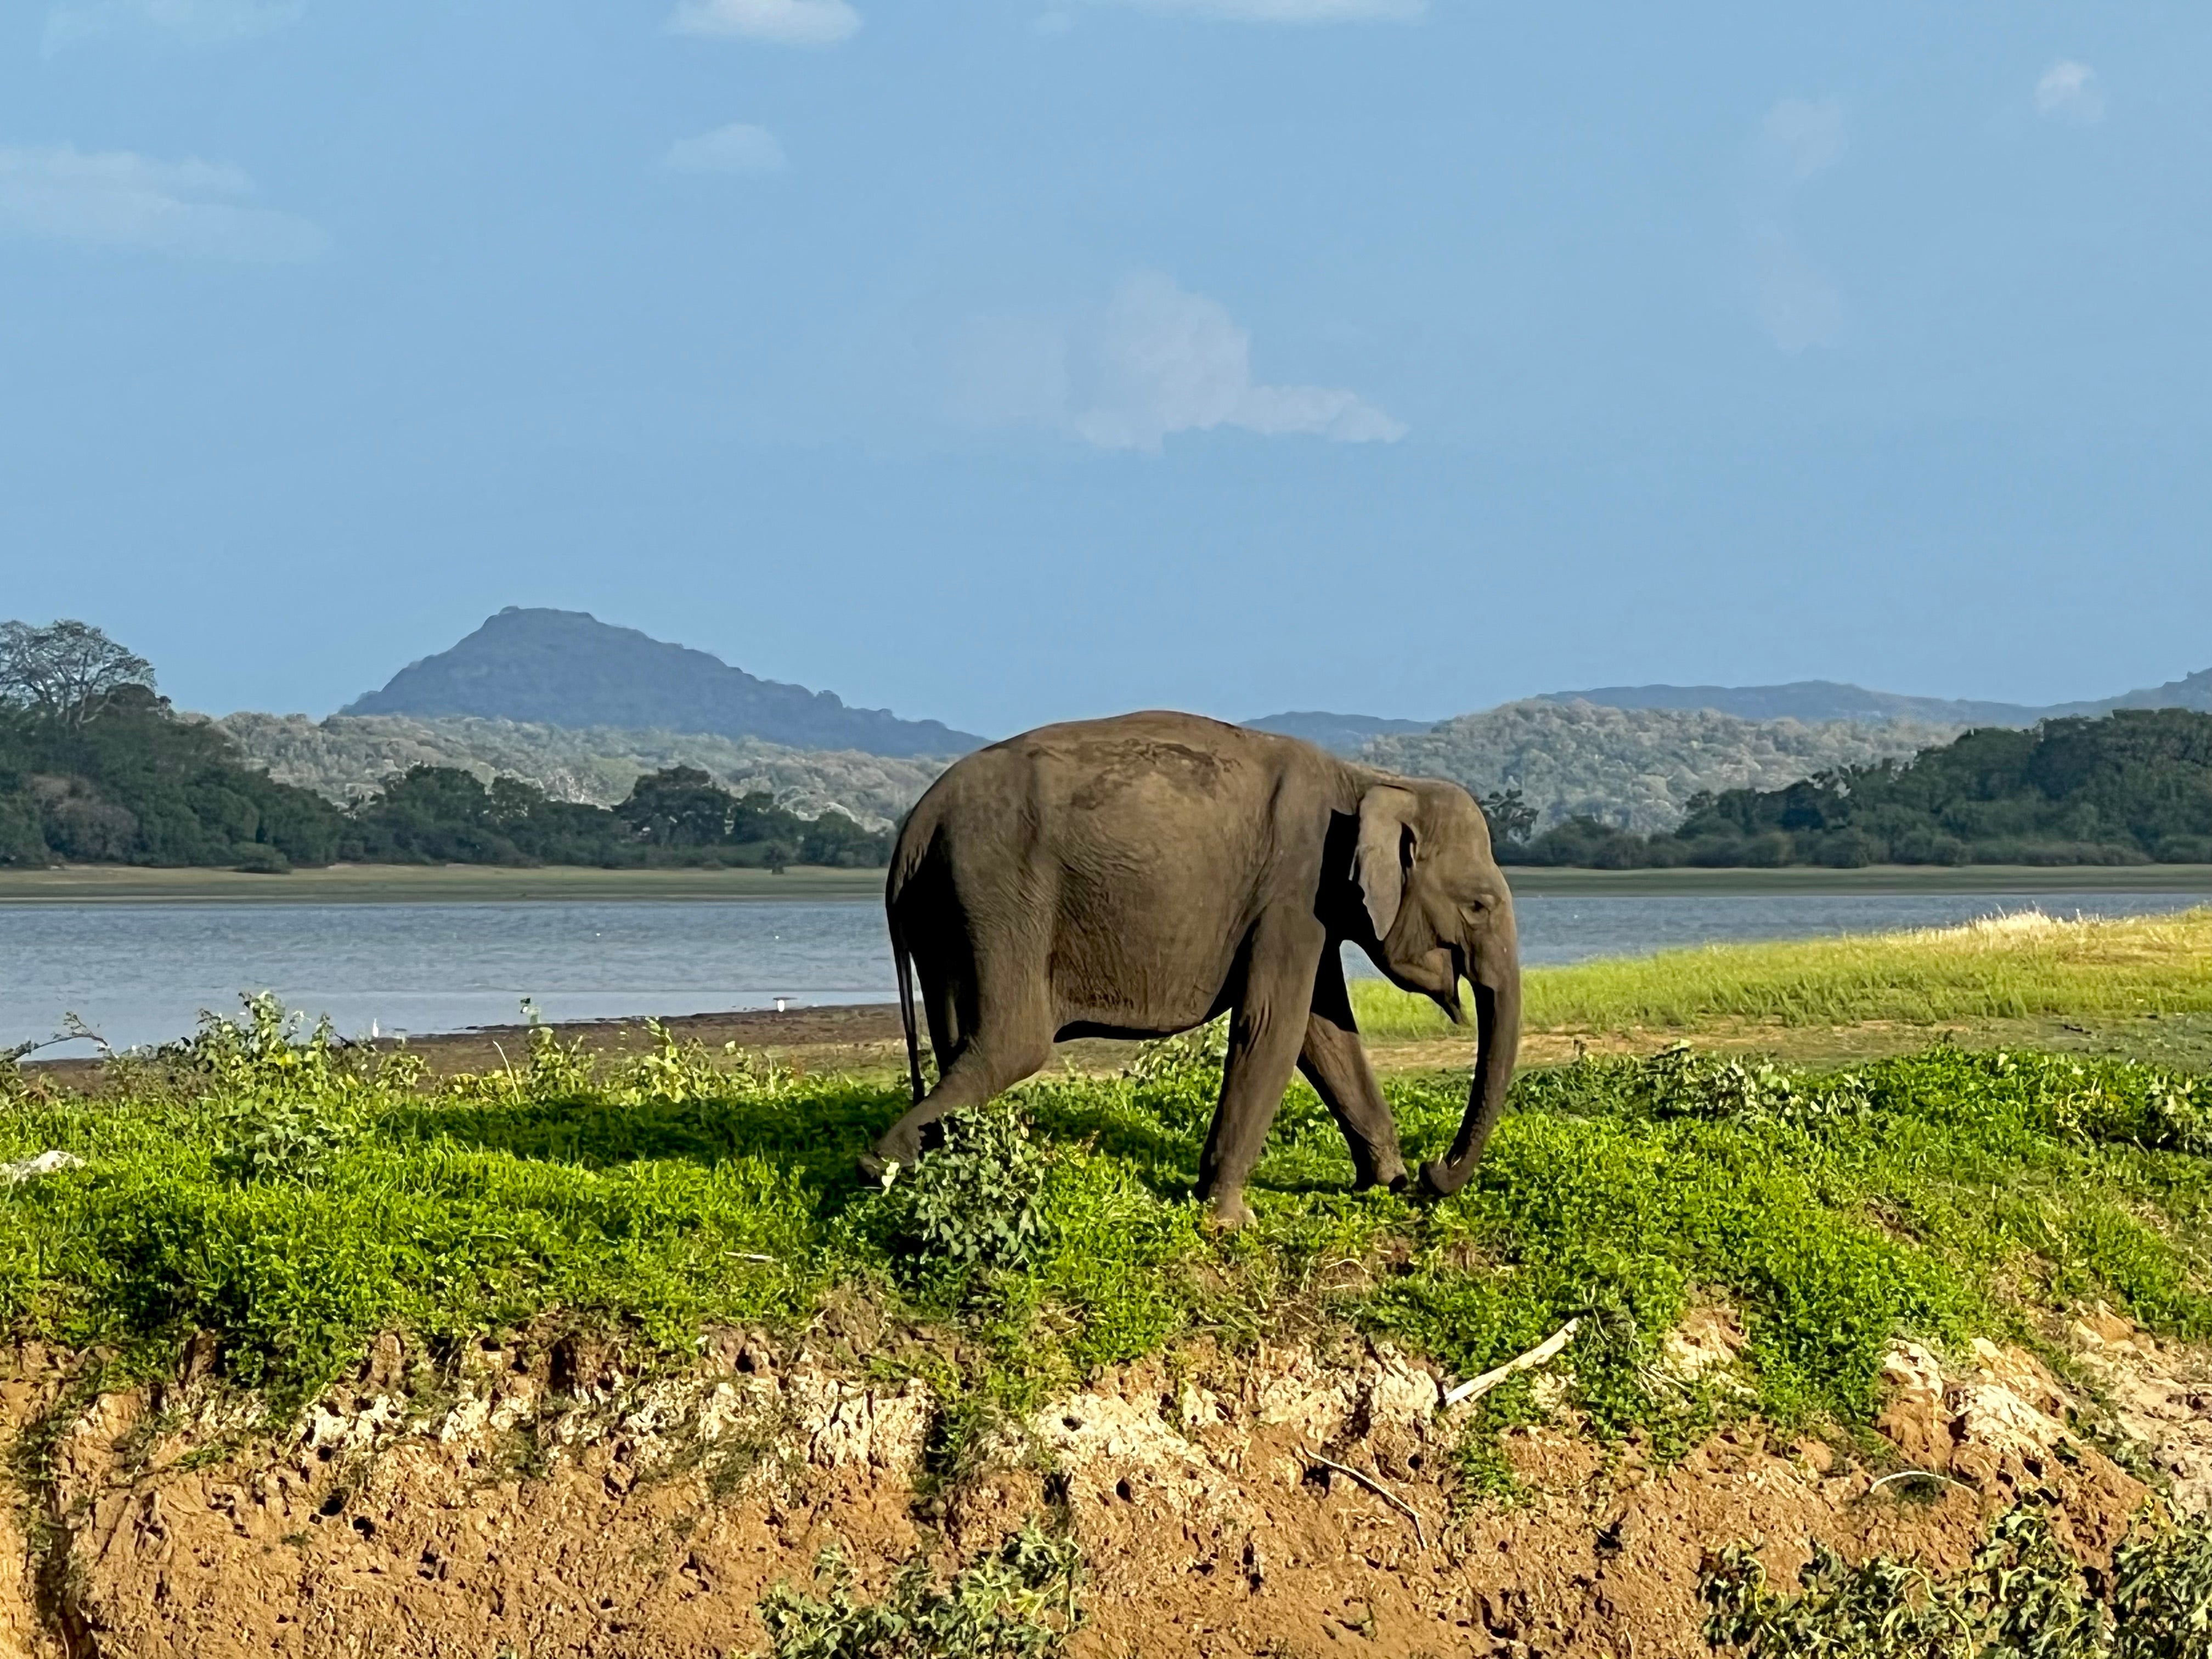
2,861,2210,904
0,864,887,904
1503,864,2212,895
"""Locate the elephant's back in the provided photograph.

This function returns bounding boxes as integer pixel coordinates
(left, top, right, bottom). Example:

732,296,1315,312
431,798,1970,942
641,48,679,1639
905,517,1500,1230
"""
924,712,1308,831
892,710,1332,901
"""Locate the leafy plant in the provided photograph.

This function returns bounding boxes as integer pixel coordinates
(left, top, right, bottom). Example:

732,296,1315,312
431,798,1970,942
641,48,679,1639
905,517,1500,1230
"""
1630,1042,1871,1127
177,995,368,1184
881,1099,1053,1271
756,1522,1082,1659
1703,1499,2212,1658
1123,1018,1227,1134
2110,1513,2212,1655
208,1093,353,1184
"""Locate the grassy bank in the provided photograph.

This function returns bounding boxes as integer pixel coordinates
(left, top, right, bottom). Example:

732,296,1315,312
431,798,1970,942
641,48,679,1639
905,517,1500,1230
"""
1503,864,2212,895
1353,908,2212,1038
4,986,2212,1476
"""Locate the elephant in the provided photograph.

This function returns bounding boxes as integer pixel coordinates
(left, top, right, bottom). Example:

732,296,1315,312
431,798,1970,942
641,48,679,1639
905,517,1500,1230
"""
860,710,1521,1226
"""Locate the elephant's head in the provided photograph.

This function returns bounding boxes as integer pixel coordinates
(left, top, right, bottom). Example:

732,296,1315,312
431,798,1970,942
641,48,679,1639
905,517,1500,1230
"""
1350,777,1521,1199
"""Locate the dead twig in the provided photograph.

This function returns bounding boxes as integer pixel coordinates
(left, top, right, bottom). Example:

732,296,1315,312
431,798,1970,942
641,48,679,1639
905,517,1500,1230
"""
59,1013,115,1059
1443,1317,1582,1408
1297,1442,1430,1550
5,1017,116,1067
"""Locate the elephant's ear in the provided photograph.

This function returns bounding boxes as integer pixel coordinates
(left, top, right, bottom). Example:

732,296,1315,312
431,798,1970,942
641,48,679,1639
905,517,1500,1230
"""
1353,785,1420,940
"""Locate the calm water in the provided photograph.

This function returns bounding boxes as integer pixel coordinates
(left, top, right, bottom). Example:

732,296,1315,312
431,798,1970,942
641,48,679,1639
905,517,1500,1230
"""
2,890,2204,1055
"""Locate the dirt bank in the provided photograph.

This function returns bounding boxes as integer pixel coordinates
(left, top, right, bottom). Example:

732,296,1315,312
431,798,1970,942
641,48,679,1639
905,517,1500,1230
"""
1,1306,2193,1659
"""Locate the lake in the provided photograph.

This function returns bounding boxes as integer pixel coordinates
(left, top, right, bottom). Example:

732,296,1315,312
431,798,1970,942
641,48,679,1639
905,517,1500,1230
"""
4,887,2207,1056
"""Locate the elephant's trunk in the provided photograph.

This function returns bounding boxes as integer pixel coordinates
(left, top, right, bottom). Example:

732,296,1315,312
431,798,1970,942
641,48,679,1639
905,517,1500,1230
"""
1418,934,1521,1198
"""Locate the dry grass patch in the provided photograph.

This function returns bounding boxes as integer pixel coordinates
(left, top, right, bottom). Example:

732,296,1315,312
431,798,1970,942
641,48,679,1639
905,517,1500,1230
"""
1353,907,2212,1039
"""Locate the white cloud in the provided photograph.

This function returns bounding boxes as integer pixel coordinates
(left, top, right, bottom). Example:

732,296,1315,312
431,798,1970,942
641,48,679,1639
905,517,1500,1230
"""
663,123,787,175
2036,60,2104,124
953,273,1406,452
1742,98,1846,354
1750,228,1843,354
667,0,859,46
1757,97,1846,182
0,145,326,262
1096,0,1421,19
42,0,300,52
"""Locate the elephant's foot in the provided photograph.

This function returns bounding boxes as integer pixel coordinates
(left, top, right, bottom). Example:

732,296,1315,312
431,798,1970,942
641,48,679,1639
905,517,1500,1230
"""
1416,1157,1468,1199
1201,1189,1255,1232
857,1127,926,1188
1351,1158,1410,1196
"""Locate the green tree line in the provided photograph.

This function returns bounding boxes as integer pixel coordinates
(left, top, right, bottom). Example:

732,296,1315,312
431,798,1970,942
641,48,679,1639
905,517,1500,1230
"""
0,622,893,871
1498,709,2212,868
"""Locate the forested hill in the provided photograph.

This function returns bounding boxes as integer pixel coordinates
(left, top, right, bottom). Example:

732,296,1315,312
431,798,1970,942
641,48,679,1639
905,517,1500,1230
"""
216,712,945,832
1506,709,2212,868
1,621,893,871
1,685,342,872
343,608,981,759
1360,701,1960,833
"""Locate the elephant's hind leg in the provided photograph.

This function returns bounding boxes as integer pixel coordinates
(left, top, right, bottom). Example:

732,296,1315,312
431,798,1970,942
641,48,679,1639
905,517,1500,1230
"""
1297,951,1409,1193
861,968,1053,1182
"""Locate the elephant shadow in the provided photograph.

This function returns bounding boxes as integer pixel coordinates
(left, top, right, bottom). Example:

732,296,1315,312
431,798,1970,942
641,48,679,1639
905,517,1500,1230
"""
386,1074,1380,1214
380,1086,904,1190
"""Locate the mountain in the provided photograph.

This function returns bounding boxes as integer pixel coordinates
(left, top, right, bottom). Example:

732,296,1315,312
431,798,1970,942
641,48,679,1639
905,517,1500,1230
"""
1533,667,2212,727
2056,666,2212,718
341,609,982,759
1533,680,2040,727
1244,711,1437,756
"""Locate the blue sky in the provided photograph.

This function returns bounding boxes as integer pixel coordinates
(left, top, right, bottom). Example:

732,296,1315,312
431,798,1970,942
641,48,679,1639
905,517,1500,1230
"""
2,1,2205,736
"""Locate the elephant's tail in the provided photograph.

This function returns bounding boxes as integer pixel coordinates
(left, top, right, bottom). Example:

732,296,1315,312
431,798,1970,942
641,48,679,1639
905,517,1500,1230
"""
892,921,924,1106
885,807,932,1107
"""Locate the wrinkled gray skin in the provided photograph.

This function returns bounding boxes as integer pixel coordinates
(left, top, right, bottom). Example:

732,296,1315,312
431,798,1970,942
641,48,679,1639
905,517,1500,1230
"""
862,711,1521,1226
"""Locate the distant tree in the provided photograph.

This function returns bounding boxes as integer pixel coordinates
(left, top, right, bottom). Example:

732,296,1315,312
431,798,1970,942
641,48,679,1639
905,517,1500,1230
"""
618,766,736,847
0,620,156,730
343,766,526,865
1476,787,1539,847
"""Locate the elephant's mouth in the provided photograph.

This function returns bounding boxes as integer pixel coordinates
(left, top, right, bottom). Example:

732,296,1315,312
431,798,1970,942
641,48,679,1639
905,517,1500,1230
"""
1447,941,1469,986
1421,945,1466,1022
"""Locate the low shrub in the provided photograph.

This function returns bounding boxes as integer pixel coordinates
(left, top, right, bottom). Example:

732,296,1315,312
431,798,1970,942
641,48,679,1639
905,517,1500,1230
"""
878,1099,1052,1272
1702,1497,2212,1658
756,1521,1082,1659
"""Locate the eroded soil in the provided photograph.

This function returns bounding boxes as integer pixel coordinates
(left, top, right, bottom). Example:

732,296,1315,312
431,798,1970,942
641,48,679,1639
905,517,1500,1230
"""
0,1305,2197,1659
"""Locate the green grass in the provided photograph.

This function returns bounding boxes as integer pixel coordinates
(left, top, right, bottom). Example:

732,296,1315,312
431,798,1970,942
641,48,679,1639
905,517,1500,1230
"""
4,993,2212,1484
1353,909,2212,1037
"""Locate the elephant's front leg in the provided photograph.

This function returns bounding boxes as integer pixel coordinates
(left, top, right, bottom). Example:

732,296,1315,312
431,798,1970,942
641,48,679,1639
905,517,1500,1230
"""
1197,915,1326,1228
1298,949,1409,1193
